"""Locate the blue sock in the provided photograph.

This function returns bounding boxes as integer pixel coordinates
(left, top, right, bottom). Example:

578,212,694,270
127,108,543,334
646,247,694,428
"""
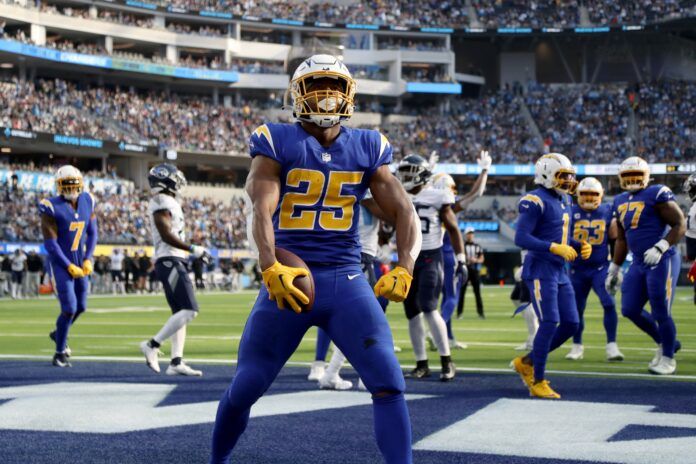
532,321,557,382
54,312,72,353
446,319,453,340
210,385,252,464
315,328,331,361
549,321,579,352
624,310,661,344
657,317,677,358
572,309,585,344
373,393,412,464
603,304,618,343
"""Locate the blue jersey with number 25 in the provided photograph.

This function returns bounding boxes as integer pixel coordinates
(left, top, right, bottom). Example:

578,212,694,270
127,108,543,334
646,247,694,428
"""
249,122,392,265
38,192,95,265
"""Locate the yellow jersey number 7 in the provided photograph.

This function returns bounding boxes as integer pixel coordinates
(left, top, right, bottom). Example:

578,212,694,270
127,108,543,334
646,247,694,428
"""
279,168,364,231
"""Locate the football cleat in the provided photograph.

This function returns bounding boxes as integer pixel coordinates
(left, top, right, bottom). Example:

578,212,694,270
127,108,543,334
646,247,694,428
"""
565,344,584,360
49,331,71,357
606,342,625,362
449,339,468,350
52,352,71,368
515,341,533,351
139,340,160,373
530,380,561,399
649,356,676,375
308,361,326,381
318,374,353,390
166,362,202,376
407,363,431,379
511,356,534,389
649,345,662,369
440,361,456,382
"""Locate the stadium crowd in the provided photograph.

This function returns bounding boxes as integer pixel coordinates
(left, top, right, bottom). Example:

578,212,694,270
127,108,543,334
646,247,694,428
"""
2,0,692,30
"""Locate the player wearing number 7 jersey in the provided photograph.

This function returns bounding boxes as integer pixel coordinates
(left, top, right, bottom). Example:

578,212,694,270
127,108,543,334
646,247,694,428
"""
511,153,591,399
38,165,98,368
565,177,624,362
210,55,421,464
607,157,685,375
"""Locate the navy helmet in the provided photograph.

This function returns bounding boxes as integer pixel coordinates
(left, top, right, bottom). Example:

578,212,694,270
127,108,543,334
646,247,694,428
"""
396,154,432,191
148,163,187,195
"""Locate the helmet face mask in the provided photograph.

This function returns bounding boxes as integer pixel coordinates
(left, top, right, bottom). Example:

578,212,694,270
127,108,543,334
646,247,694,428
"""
555,170,578,195
396,155,432,192
55,165,83,201
618,157,650,192
576,177,604,211
287,55,356,128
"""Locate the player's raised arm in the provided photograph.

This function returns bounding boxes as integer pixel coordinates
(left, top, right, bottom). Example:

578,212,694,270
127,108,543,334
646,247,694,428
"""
454,150,491,212
370,165,420,274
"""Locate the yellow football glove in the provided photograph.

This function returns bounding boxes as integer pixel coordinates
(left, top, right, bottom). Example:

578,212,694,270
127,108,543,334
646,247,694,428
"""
82,259,93,276
67,263,85,279
579,241,592,260
549,243,577,262
261,261,310,314
373,266,413,302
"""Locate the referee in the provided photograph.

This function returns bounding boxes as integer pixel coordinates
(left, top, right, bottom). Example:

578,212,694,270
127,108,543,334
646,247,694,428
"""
458,227,485,319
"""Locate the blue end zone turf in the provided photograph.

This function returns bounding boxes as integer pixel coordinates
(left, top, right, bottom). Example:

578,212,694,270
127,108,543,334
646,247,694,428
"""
0,361,695,463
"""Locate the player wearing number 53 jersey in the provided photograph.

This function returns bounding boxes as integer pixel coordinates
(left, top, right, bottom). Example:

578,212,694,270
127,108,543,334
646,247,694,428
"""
511,153,592,399
565,177,624,362
210,55,421,464
38,165,98,368
606,157,685,375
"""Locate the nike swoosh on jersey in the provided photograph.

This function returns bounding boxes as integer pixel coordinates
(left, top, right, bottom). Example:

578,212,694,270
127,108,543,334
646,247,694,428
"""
347,274,361,280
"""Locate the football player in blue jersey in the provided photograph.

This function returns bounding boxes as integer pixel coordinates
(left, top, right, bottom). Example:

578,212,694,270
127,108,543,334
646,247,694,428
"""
606,157,685,375
39,165,98,368
565,177,625,362
210,55,421,464
511,153,591,399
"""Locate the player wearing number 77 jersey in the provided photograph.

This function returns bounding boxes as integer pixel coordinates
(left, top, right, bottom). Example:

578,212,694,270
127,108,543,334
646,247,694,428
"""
210,55,421,464
606,157,685,375
511,153,591,399
38,165,98,368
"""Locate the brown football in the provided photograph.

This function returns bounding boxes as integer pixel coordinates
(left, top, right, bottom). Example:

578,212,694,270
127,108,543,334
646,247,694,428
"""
275,247,315,312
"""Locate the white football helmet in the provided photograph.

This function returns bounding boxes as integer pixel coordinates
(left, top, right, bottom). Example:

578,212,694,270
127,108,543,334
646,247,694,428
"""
576,177,604,211
55,165,83,201
618,156,650,192
534,153,577,194
430,172,457,195
286,54,356,128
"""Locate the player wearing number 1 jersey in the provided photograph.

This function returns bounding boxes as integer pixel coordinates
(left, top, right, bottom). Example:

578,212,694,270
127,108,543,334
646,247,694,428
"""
606,157,685,375
210,55,421,464
511,153,591,399
565,177,624,362
39,165,98,368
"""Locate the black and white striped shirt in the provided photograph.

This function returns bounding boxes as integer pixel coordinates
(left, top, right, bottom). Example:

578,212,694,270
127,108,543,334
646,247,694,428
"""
465,242,483,264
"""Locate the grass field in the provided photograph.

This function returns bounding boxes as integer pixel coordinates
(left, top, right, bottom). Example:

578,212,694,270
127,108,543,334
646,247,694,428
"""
2,286,695,379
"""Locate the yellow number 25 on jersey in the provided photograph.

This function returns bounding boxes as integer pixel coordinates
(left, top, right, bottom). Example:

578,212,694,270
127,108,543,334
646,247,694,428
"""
279,168,363,231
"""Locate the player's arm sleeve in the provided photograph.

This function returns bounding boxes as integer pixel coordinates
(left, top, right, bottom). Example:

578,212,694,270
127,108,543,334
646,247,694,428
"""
514,198,550,252
85,216,98,261
38,198,72,269
655,185,675,204
370,132,393,174
44,238,71,269
249,124,280,162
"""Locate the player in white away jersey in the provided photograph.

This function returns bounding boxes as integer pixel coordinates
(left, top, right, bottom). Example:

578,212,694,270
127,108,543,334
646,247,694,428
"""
396,155,466,381
139,164,210,376
683,173,696,304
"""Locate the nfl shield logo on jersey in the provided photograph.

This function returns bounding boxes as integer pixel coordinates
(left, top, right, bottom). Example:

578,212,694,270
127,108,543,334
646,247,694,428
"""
321,152,331,163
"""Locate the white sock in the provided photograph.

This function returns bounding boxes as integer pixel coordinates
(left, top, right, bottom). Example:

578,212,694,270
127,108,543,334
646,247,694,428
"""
154,309,197,344
408,314,427,362
171,325,186,359
423,311,451,356
324,347,346,378
523,304,538,346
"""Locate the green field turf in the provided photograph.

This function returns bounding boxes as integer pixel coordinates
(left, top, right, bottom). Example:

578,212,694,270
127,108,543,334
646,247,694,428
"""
1,286,695,379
